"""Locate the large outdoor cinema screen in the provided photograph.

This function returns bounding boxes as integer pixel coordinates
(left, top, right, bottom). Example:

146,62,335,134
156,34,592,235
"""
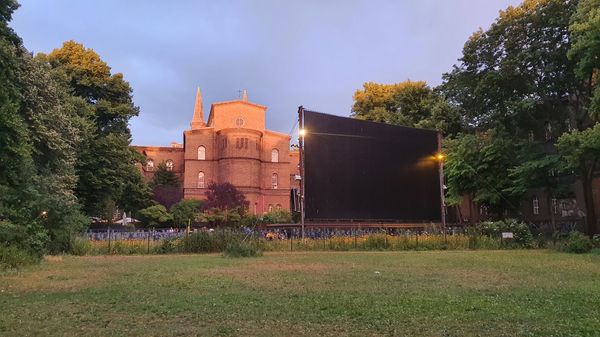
303,110,442,223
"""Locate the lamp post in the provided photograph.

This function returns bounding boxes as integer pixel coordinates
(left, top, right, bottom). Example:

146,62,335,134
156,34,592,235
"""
436,152,447,243
298,106,306,241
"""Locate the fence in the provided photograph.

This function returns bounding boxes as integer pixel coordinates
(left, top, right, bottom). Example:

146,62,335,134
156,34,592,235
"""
79,226,527,255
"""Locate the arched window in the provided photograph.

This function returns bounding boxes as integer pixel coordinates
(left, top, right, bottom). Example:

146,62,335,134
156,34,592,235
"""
146,159,154,171
272,173,278,189
271,148,279,163
165,160,174,171
276,204,282,210
197,171,205,188
198,146,206,160
268,204,274,212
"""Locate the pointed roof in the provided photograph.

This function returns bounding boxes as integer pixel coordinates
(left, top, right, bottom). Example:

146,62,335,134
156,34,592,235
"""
190,86,205,129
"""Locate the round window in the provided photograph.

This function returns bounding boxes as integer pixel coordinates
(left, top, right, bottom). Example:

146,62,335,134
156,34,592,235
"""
235,117,245,127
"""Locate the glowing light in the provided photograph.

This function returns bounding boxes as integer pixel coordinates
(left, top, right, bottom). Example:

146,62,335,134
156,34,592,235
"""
436,154,445,161
41,210,48,217
299,129,306,137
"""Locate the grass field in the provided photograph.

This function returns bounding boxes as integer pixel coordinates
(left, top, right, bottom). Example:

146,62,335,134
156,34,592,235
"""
1,251,599,337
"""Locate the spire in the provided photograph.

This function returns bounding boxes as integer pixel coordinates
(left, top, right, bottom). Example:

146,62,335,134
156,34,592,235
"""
242,89,248,102
190,86,205,129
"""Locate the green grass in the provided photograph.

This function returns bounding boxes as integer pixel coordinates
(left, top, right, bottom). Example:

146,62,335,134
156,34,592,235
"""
1,251,599,337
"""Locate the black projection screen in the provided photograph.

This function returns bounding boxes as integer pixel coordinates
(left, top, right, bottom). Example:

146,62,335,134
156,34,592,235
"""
303,110,442,223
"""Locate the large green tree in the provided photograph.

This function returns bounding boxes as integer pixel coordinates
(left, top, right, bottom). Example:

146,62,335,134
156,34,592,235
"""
444,128,523,218
440,0,595,220
43,41,151,217
441,0,587,135
352,81,463,136
557,124,600,234
568,0,600,121
0,1,88,253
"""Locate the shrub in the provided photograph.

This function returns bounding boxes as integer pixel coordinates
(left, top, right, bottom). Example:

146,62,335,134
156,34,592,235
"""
476,219,533,248
155,237,179,254
0,245,39,270
71,236,91,256
182,230,246,253
261,210,293,224
592,234,600,248
223,240,262,258
363,233,390,250
562,231,593,254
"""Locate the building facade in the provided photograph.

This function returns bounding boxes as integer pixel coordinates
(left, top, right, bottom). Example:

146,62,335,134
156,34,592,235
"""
134,88,300,214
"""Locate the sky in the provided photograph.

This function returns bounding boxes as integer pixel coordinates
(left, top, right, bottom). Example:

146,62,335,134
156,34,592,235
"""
11,0,521,146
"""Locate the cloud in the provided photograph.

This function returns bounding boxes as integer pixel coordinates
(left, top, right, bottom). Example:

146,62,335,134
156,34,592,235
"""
11,0,520,146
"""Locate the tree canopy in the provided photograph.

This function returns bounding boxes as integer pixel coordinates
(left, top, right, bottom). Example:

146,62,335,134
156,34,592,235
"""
351,81,463,136
43,41,151,217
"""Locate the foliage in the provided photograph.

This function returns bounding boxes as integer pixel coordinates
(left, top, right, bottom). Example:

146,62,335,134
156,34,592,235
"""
170,199,202,227
138,205,173,228
362,233,390,250
203,182,249,214
70,236,91,256
557,123,600,234
593,234,600,248
561,231,593,253
441,0,585,134
182,230,246,253
0,2,89,255
261,209,293,224
197,207,243,227
351,81,463,136
0,244,38,270
240,214,261,228
568,0,600,120
443,129,521,214
477,219,534,248
223,240,262,258
45,40,150,217
150,162,180,187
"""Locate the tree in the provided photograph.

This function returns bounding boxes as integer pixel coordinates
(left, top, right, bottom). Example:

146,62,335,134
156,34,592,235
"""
44,41,150,217
150,162,180,187
170,199,202,228
444,129,522,219
557,123,600,234
0,1,88,254
203,183,249,214
441,0,586,135
351,81,463,136
197,207,242,228
138,205,173,228
568,0,600,121
439,0,598,220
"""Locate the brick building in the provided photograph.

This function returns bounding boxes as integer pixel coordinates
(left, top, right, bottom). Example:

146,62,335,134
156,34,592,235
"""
134,88,300,214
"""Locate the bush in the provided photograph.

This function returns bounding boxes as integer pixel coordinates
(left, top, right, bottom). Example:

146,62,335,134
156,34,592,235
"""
477,219,533,248
562,231,593,254
182,229,245,253
0,245,39,270
71,236,91,256
223,240,262,258
592,234,600,248
363,233,390,250
261,210,293,224
155,237,178,254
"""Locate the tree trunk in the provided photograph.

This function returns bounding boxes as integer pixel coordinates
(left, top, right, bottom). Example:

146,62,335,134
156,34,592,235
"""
581,164,597,235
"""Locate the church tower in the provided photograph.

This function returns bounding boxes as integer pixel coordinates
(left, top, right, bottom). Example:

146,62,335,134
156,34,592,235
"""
190,87,205,129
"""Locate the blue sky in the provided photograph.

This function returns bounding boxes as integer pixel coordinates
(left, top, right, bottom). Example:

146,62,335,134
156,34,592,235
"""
11,0,520,146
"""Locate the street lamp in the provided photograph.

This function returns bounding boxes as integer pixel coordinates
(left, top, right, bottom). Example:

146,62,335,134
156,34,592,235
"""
435,153,447,243
298,106,306,241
